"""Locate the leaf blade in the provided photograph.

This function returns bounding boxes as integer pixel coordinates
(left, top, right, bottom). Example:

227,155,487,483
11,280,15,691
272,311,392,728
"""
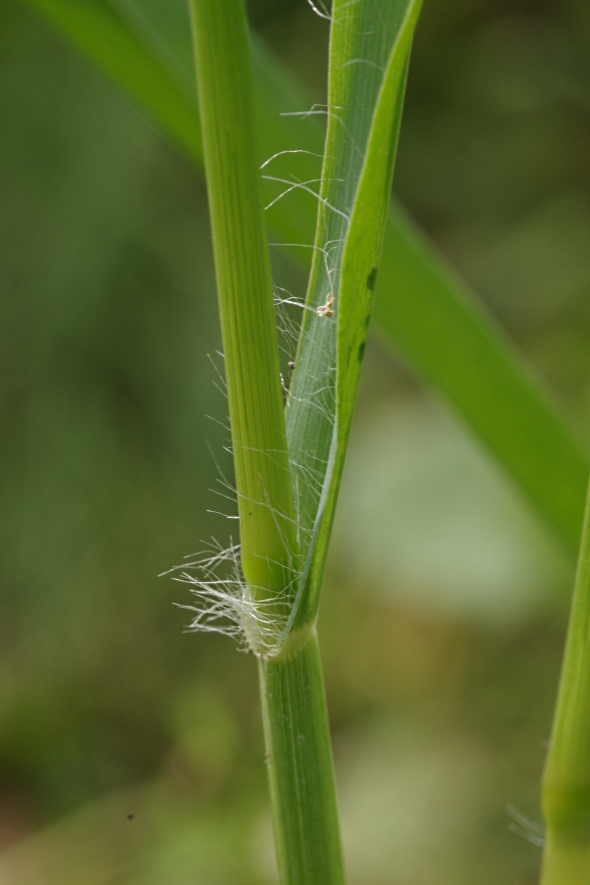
377,205,589,553
284,0,423,630
23,0,204,165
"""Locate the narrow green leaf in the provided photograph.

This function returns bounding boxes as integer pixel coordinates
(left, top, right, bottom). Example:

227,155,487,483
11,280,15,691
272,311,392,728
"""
376,205,589,554
285,0,423,631
541,478,590,883
21,0,590,553
22,0,204,166
189,0,298,633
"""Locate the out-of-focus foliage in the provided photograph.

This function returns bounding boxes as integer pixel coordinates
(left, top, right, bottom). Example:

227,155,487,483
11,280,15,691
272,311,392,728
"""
0,0,589,883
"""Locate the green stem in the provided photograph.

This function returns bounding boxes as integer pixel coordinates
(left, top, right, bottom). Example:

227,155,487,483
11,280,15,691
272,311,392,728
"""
541,830,590,884
259,628,345,885
540,481,590,884
189,0,298,607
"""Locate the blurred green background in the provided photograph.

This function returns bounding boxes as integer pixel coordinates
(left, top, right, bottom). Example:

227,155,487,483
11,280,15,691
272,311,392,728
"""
1,0,589,882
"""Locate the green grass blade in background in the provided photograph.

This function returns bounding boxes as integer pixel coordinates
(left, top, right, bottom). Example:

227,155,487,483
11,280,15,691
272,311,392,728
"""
540,479,590,883
22,0,204,166
285,0,423,631
378,206,589,554
20,0,590,555
110,0,196,95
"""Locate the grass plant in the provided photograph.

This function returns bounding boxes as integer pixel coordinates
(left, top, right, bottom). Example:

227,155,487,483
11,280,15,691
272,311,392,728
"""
15,0,590,883
190,0,420,877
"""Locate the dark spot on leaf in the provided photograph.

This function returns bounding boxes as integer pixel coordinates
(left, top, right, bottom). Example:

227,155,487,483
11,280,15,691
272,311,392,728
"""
366,267,378,291
358,340,366,363
127,814,135,820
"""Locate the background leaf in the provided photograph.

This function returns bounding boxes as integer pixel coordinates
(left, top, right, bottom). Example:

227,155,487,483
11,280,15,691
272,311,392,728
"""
23,0,203,164
20,0,590,556
378,206,589,552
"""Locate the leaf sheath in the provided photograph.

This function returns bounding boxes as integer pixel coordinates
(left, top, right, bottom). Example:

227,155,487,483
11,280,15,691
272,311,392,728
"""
189,0,297,607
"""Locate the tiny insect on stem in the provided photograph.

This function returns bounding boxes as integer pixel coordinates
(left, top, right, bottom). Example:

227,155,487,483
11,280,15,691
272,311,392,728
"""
316,293,334,317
